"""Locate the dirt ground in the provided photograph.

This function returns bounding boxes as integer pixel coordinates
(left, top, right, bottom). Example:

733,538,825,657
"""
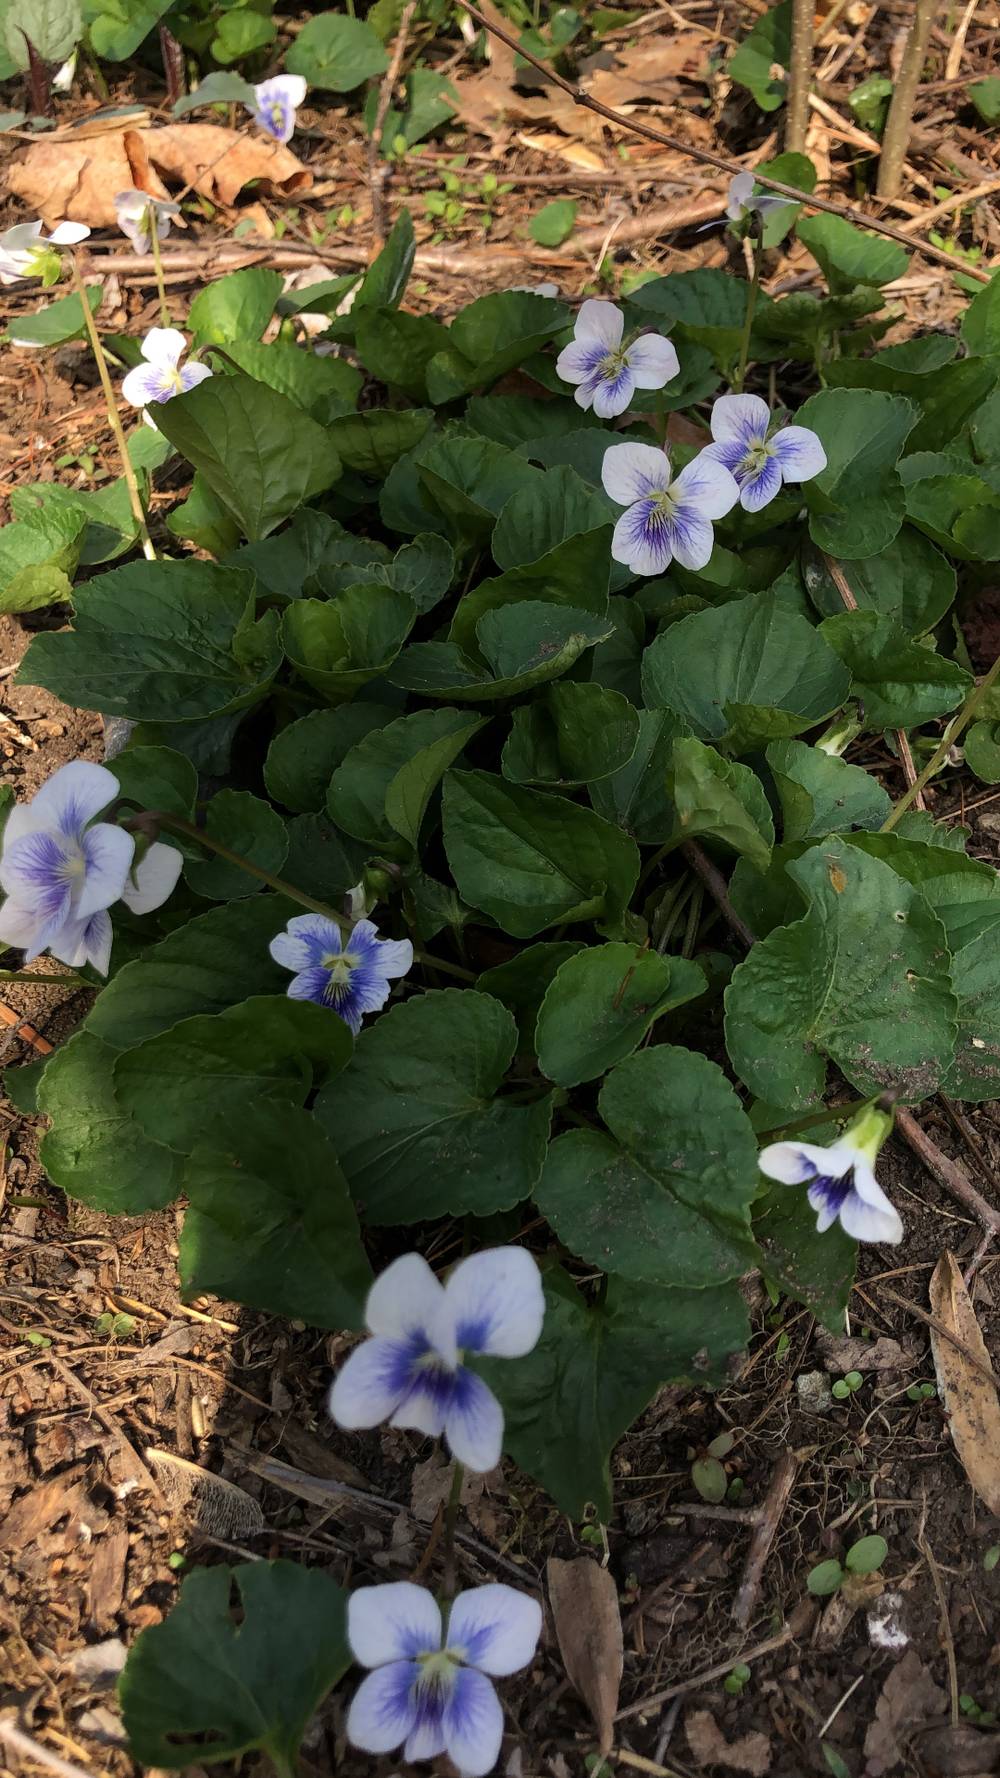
6,1,1000,1772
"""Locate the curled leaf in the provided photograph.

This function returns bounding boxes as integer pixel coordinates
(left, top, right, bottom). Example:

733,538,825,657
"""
547,1556,623,1754
929,1250,1000,1514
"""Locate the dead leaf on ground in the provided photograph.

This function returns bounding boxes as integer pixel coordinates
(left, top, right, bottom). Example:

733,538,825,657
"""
864,1648,947,1772
547,1556,623,1755
516,130,606,172
814,1570,883,1651
918,1723,1000,1775
816,1331,914,1374
8,124,311,228
685,1709,771,1775
929,1249,1000,1514
147,1448,264,1539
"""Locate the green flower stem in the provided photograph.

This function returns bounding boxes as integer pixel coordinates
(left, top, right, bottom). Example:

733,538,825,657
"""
148,216,171,328
127,807,477,983
733,234,763,396
69,254,156,563
881,650,1000,832
0,969,87,986
441,1460,465,1602
757,1095,875,1141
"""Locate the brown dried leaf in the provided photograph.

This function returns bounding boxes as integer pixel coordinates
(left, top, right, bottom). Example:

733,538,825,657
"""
929,1250,1000,1514
517,130,606,171
147,1448,264,1539
685,1709,771,1775
817,1331,914,1374
864,1648,947,1772
918,1724,1000,1775
547,1556,623,1754
7,124,310,228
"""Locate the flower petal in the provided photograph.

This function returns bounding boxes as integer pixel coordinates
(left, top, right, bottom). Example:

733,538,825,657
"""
443,1247,545,1357
625,332,680,391
178,362,213,393
346,1662,420,1754
0,898,44,952
444,1368,505,1472
672,453,741,520
574,298,624,350
554,338,608,387
1,222,43,252
47,222,90,246
77,822,135,920
699,437,746,475
366,1251,447,1344
839,1186,903,1245
122,363,175,408
29,761,120,835
372,935,414,980
739,452,784,513
591,365,635,418
270,912,341,972
0,832,73,922
611,500,674,577
349,1583,442,1667
404,1700,448,1764
755,192,796,215
286,966,333,1007
51,910,113,975
726,172,755,217
328,1335,414,1429
664,506,715,572
255,74,307,108
709,392,770,448
446,1585,542,1676
119,841,183,915
390,1372,452,1439
601,441,670,507
140,326,187,370
443,1667,505,1778
769,423,828,483
758,1141,830,1184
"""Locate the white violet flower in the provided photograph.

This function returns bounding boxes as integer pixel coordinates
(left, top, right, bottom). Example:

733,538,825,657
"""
702,393,827,512
121,327,212,423
114,189,180,257
555,298,679,418
0,220,90,288
329,1248,545,1473
346,1580,542,1776
0,761,181,976
601,439,739,575
725,171,797,225
269,912,413,1036
758,1106,903,1245
250,75,307,144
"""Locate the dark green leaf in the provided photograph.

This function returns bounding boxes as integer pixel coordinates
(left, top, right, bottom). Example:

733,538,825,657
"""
535,944,705,1086
264,704,395,813
187,269,284,346
477,941,585,1054
38,1031,179,1212
171,70,258,115
285,12,387,88
668,738,774,870
392,602,613,702
328,707,485,854
753,1174,856,1330
588,709,688,843
728,0,791,111
800,529,956,635
502,683,639,787
5,284,102,348
797,388,917,558
529,199,577,246
185,790,289,900
491,464,614,570
220,340,360,421
820,611,971,728
797,213,909,294
326,407,433,475
765,739,890,840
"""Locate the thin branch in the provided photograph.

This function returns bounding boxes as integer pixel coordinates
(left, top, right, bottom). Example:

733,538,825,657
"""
455,0,990,283
731,1451,800,1628
367,0,419,244
0,1719,96,1778
785,0,814,154
876,0,939,201
893,1107,1000,1237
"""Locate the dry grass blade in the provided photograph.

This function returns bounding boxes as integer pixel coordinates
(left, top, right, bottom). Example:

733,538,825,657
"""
147,1448,265,1538
928,1251,1000,1515
547,1556,623,1754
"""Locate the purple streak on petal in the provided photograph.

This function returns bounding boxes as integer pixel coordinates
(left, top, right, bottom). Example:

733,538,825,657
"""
31,761,120,836
807,1167,854,1234
271,913,340,973
443,1367,504,1471
611,499,674,577
554,338,608,386
591,364,635,418
739,452,784,513
672,454,740,520
122,363,175,407
709,392,769,450
328,1333,426,1429
0,832,73,925
601,440,671,506
346,1662,420,1755
699,437,746,476
287,966,336,1007
625,332,679,390
178,362,213,393
769,423,827,482
447,1247,545,1358
447,1586,542,1677
726,172,755,218
442,1667,504,1778
664,503,715,572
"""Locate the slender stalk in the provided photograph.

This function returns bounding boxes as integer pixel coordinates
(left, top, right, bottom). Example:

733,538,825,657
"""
441,1461,465,1602
758,1095,874,1141
148,215,171,328
68,256,155,562
0,969,86,986
876,0,937,200
881,651,1000,831
785,0,813,154
733,236,762,395
125,807,476,982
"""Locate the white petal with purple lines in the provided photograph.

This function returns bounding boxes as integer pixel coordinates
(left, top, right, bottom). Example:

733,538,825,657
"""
443,1247,545,1357
601,441,670,506
770,423,827,481
447,1585,543,1676
349,1582,442,1666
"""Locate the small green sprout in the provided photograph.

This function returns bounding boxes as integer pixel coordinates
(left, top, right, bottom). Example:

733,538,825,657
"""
831,1370,864,1400
724,1663,751,1696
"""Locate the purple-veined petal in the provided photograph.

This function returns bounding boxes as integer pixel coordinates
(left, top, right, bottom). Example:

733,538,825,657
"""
391,1369,453,1439
346,1661,420,1753
699,437,747,476
838,1183,903,1245
726,172,755,218
554,338,609,388
769,423,827,483
709,392,770,449
372,935,414,979
349,1583,442,1668
808,1179,843,1234
739,452,784,513
29,760,120,836
328,1334,415,1429
255,73,307,109
611,500,674,577
757,1140,829,1185
574,298,624,350
591,364,635,419
140,326,187,370
442,1667,505,1778
286,966,335,1008
366,1250,447,1343
76,822,135,920
443,1247,545,1358
0,831,73,922
121,363,176,408
119,840,182,915
51,909,113,975
47,222,90,246
270,912,340,973
0,897,45,952
601,440,670,507
672,453,740,521
664,505,715,572
443,1368,504,1472
754,192,796,215
446,1585,542,1676
404,1691,449,1764
178,362,213,393
625,332,679,390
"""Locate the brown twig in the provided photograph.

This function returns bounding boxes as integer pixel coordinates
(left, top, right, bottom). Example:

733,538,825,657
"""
879,1284,1000,1389
786,0,814,154
614,1626,794,1723
893,1106,1000,1238
455,0,991,283
731,1450,800,1628
876,0,940,200
680,841,756,951
917,1526,960,1726
367,0,419,244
